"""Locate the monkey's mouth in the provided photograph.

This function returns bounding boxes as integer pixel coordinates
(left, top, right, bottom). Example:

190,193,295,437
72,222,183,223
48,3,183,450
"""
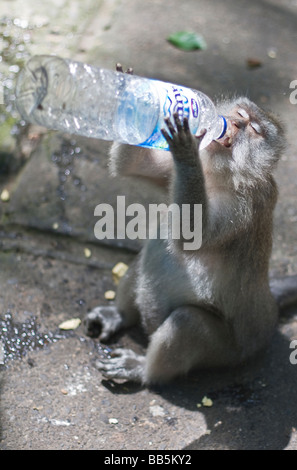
218,133,232,148
215,120,240,148
216,129,233,148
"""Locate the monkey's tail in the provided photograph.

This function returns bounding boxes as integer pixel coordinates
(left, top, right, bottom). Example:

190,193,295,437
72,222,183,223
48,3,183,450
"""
269,274,297,311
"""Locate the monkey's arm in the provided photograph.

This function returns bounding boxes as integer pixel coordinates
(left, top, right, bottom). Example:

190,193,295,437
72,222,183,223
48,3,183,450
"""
109,142,173,187
162,115,207,205
161,114,207,245
162,115,251,248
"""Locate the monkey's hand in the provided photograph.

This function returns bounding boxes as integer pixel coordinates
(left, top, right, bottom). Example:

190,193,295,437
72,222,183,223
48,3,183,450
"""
95,348,145,383
161,113,206,165
84,306,124,342
116,63,134,75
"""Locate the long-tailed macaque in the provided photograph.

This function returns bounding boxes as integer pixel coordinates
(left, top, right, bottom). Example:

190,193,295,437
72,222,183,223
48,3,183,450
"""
85,68,297,385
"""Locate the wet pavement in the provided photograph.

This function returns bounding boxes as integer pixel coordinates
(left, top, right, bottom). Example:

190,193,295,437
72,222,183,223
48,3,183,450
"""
0,0,297,450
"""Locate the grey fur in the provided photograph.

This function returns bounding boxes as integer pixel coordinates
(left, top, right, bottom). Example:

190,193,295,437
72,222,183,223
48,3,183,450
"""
85,97,294,385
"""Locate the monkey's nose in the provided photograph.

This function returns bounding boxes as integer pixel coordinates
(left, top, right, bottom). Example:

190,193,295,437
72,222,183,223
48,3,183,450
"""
231,119,246,129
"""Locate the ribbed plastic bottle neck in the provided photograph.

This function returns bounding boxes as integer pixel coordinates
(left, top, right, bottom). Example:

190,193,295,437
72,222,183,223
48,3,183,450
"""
217,115,227,140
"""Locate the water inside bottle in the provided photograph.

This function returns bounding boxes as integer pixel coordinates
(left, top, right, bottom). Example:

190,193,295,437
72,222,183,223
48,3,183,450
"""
115,78,159,145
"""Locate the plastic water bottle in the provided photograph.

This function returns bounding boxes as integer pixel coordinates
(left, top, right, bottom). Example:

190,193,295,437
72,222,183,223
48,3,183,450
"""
10,55,227,151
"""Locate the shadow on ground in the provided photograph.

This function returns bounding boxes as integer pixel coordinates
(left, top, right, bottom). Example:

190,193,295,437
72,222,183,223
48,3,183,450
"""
99,325,297,450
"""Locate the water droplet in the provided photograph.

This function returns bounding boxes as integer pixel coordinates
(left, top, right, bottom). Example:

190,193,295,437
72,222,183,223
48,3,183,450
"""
9,64,20,73
0,311,79,366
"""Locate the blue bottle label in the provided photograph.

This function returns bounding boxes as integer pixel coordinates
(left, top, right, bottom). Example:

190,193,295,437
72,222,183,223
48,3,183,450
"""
139,80,200,150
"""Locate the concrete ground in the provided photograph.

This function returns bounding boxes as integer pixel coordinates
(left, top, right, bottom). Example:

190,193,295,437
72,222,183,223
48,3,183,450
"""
0,0,297,450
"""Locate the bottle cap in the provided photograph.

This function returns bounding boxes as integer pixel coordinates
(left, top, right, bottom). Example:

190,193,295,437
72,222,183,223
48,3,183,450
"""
218,116,227,139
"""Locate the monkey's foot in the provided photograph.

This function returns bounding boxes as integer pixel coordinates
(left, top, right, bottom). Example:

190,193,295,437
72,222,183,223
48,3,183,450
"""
96,348,145,383
84,306,124,342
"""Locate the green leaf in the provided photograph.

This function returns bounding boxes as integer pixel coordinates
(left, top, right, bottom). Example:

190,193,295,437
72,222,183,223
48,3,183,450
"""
167,31,207,51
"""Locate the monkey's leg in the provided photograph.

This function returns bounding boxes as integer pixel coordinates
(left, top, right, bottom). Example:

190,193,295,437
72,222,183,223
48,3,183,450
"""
84,260,140,342
143,306,236,384
96,306,236,384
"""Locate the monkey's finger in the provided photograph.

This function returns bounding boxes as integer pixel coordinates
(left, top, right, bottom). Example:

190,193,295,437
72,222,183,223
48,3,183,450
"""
100,367,128,380
173,113,183,133
196,128,207,140
116,63,124,73
96,360,121,373
96,359,111,366
164,117,177,136
99,331,113,342
96,360,124,372
96,360,109,368
183,117,190,133
97,357,125,371
110,348,125,358
161,128,172,143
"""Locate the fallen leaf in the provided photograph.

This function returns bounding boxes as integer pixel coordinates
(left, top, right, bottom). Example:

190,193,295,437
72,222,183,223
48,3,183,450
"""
32,405,43,411
267,48,277,59
84,248,92,258
246,58,262,69
109,418,118,424
202,396,213,407
104,290,116,300
0,340,4,365
59,318,81,330
112,262,129,284
149,405,166,417
1,189,10,202
167,31,207,51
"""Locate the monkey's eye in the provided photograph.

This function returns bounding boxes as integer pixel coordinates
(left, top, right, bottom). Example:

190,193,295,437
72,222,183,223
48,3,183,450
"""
237,108,249,119
250,122,262,134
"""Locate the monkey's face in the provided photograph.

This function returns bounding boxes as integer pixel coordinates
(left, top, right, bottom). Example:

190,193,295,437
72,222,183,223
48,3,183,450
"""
205,97,285,183
216,99,270,150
